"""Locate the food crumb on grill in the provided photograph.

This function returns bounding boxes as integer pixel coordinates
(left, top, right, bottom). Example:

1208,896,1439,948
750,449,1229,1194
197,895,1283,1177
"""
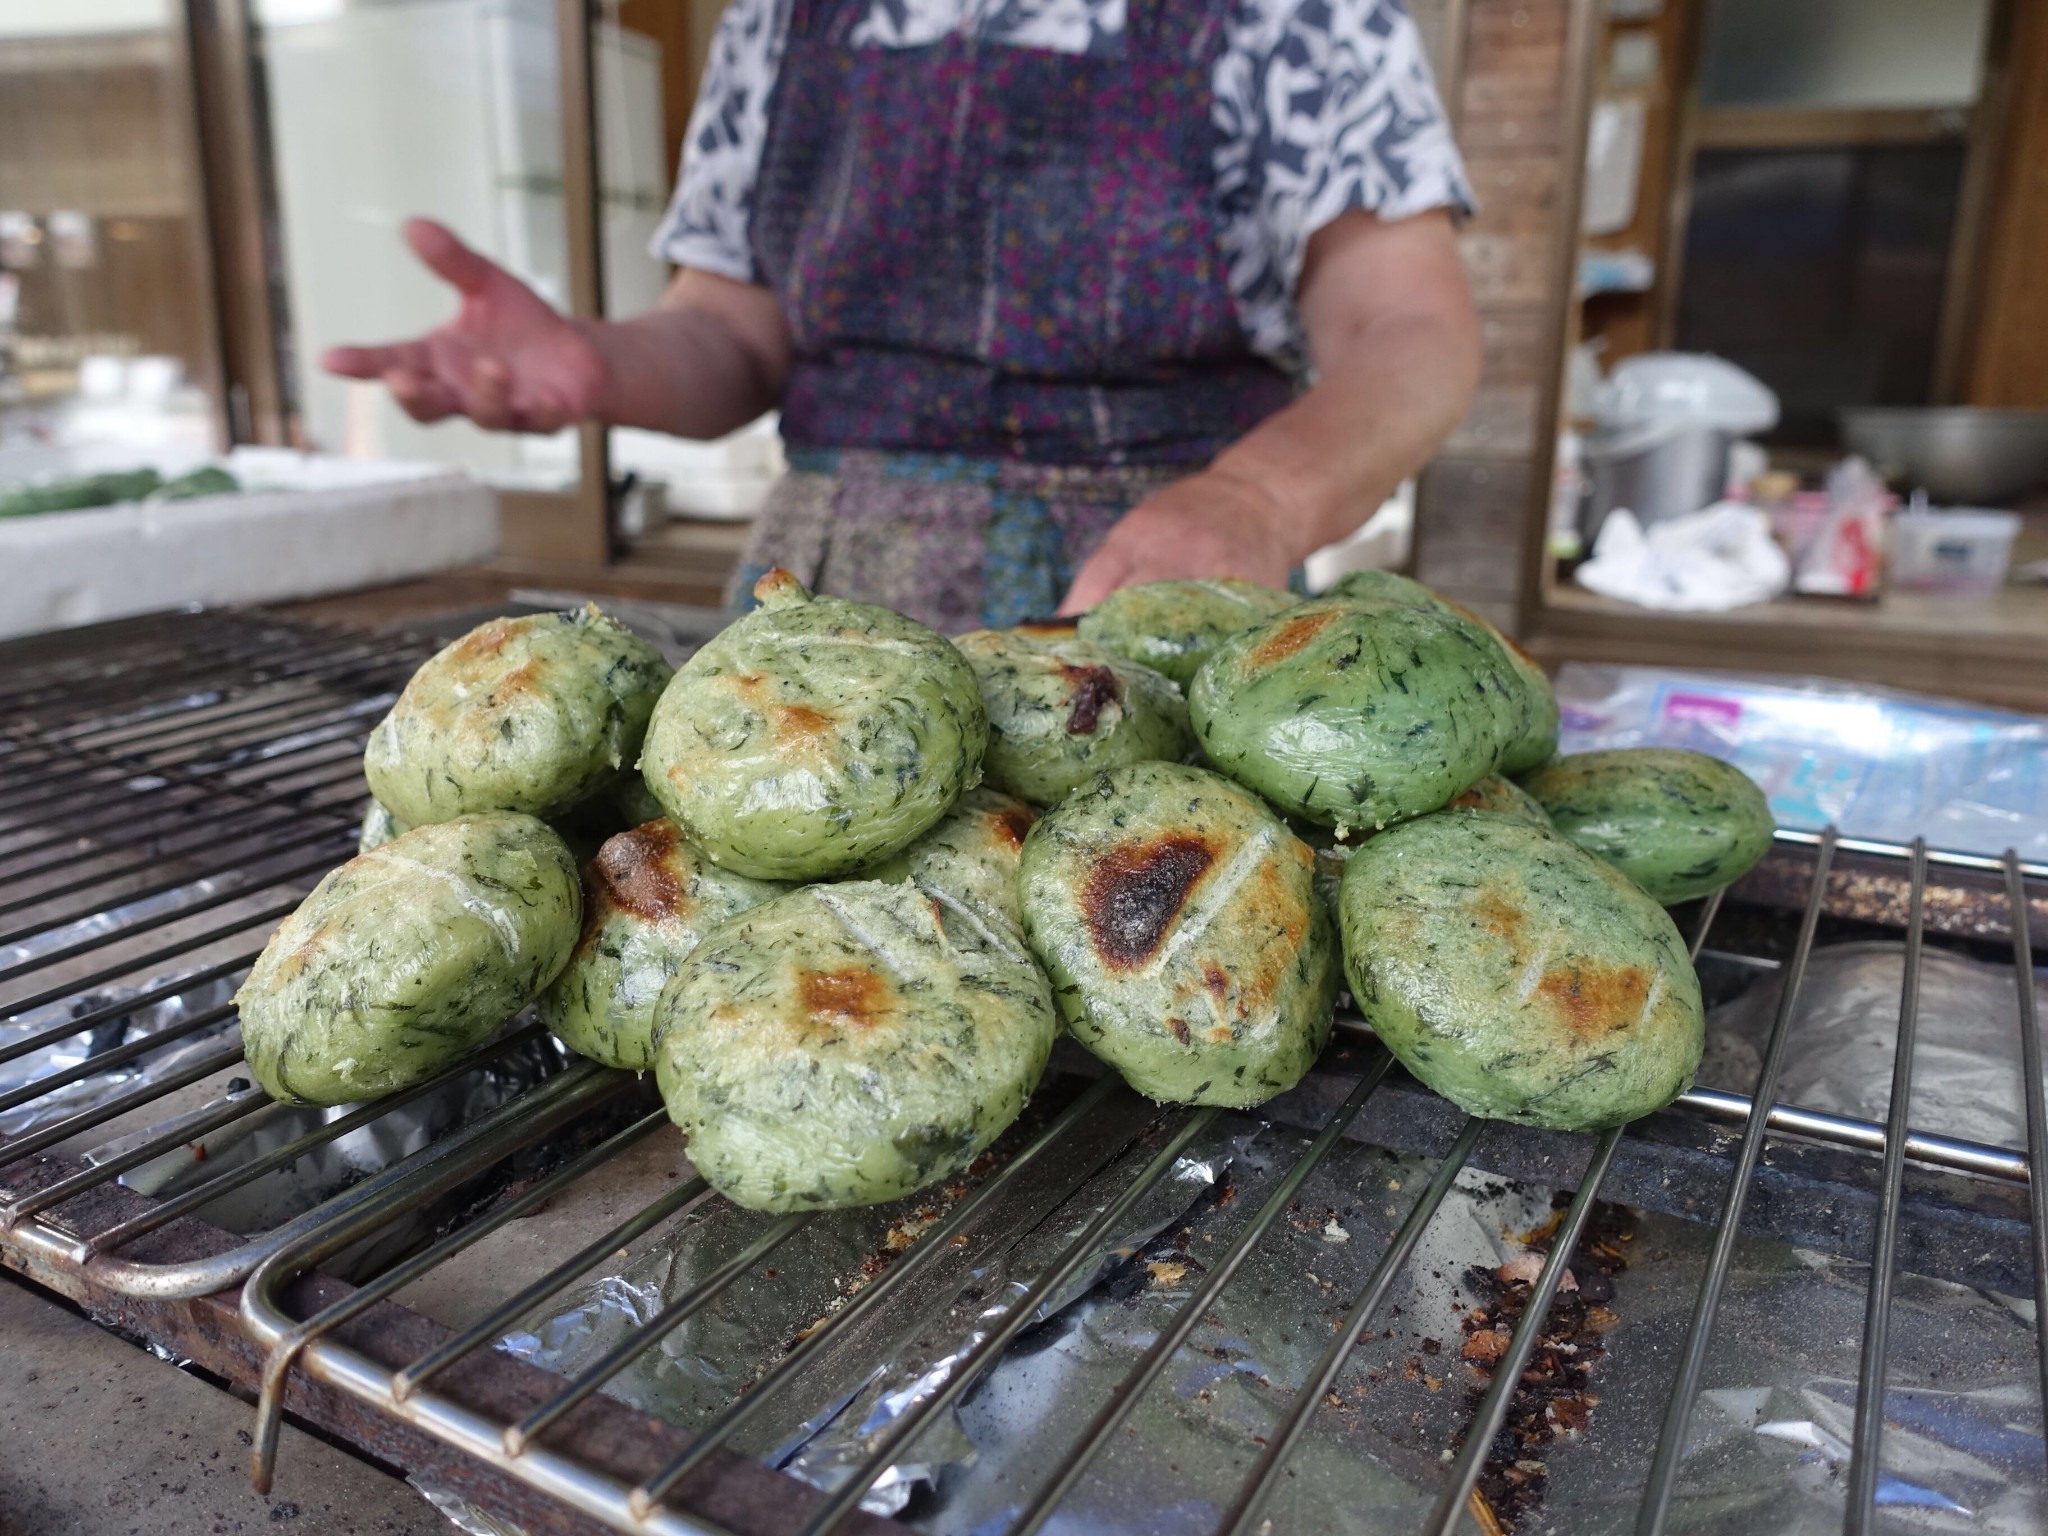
1322,1217,1350,1243
1449,1198,1634,1531
1462,1329,1509,1363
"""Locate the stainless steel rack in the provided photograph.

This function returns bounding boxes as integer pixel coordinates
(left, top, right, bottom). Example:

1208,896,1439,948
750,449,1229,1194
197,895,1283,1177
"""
3,608,2045,1536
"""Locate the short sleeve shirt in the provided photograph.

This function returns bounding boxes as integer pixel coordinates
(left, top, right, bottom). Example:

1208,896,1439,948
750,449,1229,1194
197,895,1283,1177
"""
651,0,1472,374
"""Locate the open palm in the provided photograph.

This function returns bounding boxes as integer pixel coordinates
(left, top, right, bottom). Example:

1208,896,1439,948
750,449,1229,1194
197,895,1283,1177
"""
323,219,608,433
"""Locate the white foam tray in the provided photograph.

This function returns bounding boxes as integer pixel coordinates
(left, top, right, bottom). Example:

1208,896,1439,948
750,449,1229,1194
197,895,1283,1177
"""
0,448,499,640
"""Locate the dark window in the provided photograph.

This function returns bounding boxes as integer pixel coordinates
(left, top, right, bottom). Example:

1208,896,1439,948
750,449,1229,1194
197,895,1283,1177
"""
1674,144,1965,446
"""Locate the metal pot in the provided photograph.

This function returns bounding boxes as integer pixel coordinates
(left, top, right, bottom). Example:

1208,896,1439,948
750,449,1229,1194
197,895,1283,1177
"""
1581,423,1731,547
1839,408,2048,506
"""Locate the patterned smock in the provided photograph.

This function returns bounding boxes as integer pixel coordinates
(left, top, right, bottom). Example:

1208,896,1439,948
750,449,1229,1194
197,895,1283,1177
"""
654,0,1470,629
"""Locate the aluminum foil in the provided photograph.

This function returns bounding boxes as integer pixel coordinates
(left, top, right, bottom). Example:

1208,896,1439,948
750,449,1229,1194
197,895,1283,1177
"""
0,875,253,971
410,1477,530,1536
0,968,245,1137
501,1083,2044,1534
1703,941,2048,1149
76,1027,568,1238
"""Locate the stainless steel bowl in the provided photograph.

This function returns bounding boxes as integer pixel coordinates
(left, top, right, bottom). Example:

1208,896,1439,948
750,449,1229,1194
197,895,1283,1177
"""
1839,407,2048,506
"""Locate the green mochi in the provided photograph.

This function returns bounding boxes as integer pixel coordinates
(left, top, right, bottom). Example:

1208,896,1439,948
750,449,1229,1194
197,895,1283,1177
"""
364,606,673,825
357,798,409,853
1018,761,1337,1107
653,881,1057,1212
1188,597,1521,833
1338,810,1704,1130
858,786,1037,936
1520,748,1775,905
1324,570,1558,775
540,819,786,1071
235,814,581,1106
1445,772,1553,825
954,624,1191,807
1076,578,1298,688
638,570,988,880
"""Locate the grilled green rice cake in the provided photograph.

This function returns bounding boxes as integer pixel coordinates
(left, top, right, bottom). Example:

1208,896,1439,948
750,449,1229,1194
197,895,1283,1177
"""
1325,570,1558,776
1445,772,1553,825
1323,569,1446,611
954,624,1190,806
540,819,786,1071
364,606,672,826
1189,598,1521,833
235,814,581,1106
1075,578,1298,688
1018,761,1337,1107
653,880,1058,1211
357,798,410,853
1521,748,1774,905
639,570,988,881
859,786,1037,936
1338,810,1703,1129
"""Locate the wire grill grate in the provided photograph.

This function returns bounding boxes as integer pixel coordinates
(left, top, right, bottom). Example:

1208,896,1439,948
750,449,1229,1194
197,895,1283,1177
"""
2,608,2045,1536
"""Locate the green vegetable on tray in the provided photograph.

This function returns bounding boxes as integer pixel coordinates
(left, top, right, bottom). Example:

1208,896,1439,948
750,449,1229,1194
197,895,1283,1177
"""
0,464,243,518
149,465,241,502
0,469,163,518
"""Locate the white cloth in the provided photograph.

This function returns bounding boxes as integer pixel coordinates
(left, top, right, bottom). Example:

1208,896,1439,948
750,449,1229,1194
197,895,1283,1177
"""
1575,502,1791,613
649,0,1473,375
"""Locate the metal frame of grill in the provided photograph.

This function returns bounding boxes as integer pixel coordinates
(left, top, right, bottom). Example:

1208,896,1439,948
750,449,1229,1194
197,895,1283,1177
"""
3,608,2046,1536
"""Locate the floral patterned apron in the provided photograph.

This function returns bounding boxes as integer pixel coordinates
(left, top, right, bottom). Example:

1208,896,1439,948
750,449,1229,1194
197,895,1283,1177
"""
735,0,1296,628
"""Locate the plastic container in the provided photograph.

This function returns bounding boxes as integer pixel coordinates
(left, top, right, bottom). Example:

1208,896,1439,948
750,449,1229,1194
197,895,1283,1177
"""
1594,353,1780,438
1888,508,2020,595
0,447,497,639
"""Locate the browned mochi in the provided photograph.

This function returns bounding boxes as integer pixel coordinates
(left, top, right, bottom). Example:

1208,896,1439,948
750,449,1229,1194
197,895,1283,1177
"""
1075,577,1297,687
1188,597,1522,833
653,880,1057,1210
638,570,987,879
539,819,785,1070
954,625,1190,806
364,605,672,824
1338,810,1703,1128
1083,834,1217,967
858,786,1038,935
1018,761,1337,1106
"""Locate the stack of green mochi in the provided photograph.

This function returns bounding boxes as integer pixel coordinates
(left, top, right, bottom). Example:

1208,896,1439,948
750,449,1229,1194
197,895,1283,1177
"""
237,561,1775,1218
238,605,675,1109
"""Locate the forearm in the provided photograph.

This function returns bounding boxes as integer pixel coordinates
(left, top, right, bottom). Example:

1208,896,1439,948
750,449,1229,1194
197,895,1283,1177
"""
569,269,791,439
573,307,778,438
1209,305,1480,563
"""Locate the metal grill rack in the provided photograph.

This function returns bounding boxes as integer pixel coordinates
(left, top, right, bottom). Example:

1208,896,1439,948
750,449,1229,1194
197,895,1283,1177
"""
3,608,2046,1536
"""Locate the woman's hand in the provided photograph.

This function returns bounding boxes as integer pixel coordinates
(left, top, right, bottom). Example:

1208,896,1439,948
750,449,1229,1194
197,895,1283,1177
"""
1058,467,1300,613
326,220,790,442
323,219,609,433
1060,209,1480,615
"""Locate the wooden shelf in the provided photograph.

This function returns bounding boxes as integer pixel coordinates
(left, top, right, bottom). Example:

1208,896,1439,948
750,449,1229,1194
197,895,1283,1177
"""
1525,580,2048,712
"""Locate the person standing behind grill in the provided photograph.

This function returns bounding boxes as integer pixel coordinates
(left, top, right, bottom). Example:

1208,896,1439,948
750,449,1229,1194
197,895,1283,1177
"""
325,0,1481,632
